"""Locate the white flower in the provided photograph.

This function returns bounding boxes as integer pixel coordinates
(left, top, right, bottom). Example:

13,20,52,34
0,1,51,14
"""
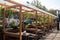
8,17,19,26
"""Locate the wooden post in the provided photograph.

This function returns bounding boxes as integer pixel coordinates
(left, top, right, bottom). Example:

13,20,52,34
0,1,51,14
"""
47,14,49,32
36,11,37,25
35,11,38,40
22,12,24,30
41,13,43,24
43,13,45,29
50,16,51,24
39,13,41,23
51,16,53,29
35,11,38,33
48,15,49,26
19,6,22,40
51,16,52,26
48,15,49,23
3,7,6,40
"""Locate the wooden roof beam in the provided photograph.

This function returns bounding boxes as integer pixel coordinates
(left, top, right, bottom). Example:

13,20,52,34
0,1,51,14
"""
8,5,18,8
0,3,9,7
6,0,36,11
0,3,34,12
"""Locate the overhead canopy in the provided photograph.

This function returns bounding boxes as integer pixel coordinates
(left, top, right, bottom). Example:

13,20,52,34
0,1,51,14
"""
0,0,57,18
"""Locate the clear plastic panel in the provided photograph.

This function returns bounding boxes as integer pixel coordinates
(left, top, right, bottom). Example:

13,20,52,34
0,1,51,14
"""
9,0,57,17
0,0,15,6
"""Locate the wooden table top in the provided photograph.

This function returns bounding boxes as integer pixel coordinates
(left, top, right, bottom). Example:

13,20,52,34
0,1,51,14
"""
25,28,41,32
5,32,37,38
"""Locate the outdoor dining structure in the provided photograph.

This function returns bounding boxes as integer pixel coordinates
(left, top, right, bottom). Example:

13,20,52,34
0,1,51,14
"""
0,0,57,40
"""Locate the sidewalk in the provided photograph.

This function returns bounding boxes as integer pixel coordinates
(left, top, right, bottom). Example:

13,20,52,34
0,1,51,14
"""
40,29,60,40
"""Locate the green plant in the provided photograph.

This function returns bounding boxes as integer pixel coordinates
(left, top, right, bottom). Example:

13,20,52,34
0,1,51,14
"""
0,6,2,17
9,19,18,29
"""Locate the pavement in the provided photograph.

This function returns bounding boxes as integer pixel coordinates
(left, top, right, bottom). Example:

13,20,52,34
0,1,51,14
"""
39,29,60,40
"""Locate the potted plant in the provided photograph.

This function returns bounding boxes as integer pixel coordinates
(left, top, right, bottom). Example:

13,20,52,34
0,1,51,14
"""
8,18,19,33
9,20,18,29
